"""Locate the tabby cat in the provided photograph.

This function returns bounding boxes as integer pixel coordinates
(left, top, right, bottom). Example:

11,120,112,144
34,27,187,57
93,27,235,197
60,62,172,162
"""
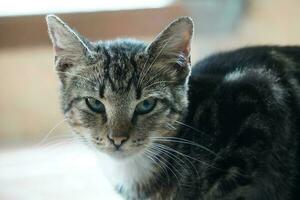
46,15,300,200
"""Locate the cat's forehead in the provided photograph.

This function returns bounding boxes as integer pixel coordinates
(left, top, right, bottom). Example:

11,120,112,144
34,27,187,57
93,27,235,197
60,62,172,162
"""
75,39,167,98
79,40,147,97
99,39,147,57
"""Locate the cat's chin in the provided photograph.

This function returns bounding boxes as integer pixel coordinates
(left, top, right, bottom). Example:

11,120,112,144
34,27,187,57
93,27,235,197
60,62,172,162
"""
103,148,141,160
108,150,132,159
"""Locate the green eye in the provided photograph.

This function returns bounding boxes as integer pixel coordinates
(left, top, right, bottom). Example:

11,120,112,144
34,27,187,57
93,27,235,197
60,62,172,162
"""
135,98,157,115
85,97,105,113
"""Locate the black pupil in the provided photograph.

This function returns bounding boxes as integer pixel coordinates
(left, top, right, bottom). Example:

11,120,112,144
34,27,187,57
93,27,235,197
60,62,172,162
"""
94,100,100,106
93,100,102,109
143,100,150,109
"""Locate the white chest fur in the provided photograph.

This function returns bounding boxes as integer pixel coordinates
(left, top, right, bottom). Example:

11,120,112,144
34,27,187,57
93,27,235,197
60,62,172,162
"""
97,153,156,193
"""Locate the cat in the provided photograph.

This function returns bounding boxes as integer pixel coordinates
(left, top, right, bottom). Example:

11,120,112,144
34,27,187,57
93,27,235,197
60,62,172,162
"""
46,15,300,200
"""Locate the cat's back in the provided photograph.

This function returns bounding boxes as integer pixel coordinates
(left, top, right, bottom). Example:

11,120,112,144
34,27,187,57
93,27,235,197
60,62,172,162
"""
189,45,300,111
192,45,300,78
185,46,300,200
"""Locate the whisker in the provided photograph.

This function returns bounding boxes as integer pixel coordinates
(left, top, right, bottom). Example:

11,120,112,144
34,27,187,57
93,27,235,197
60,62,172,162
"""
36,138,82,152
40,132,78,140
143,150,170,183
152,143,200,175
150,136,217,156
145,146,183,186
147,145,188,173
154,143,217,169
173,120,208,135
147,145,199,187
155,143,249,177
34,118,68,147
148,144,199,179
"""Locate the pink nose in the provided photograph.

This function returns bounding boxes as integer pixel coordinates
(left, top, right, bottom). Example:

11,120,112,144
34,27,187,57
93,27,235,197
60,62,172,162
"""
108,133,129,149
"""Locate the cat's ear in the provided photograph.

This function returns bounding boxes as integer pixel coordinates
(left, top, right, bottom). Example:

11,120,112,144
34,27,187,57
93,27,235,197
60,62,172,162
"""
46,15,92,65
148,17,193,58
146,17,193,81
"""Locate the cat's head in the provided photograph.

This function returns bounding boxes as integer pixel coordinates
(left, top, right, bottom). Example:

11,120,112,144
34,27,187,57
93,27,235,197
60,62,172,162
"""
46,15,193,159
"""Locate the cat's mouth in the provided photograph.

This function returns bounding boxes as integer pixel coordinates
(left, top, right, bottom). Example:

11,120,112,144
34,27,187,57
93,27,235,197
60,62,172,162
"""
91,136,147,159
103,144,145,159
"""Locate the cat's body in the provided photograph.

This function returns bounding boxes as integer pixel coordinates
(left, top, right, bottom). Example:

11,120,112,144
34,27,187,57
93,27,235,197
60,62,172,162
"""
190,46,300,200
113,46,300,200
46,16,300,200
160,46,300,200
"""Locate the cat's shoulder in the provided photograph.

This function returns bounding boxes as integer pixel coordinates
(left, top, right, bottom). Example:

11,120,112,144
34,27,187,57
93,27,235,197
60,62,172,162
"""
188,45,300,115
191,45,300,77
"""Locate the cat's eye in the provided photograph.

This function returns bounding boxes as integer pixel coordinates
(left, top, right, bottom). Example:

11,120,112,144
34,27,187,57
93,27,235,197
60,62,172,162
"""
135,98,157,115
85,97,105,113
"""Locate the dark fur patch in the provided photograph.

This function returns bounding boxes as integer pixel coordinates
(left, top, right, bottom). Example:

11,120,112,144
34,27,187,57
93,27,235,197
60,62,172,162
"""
58,39,300,198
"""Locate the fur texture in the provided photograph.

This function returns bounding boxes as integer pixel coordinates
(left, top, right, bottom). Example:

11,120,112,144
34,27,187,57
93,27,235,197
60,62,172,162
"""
46,15,300,200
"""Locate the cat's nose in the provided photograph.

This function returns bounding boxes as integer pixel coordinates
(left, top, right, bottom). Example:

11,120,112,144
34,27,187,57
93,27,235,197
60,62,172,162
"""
108,132,129,149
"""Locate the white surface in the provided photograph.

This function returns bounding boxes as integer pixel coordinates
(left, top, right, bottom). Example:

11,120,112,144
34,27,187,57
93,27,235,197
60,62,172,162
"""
0,142,121,200
0,0,173,17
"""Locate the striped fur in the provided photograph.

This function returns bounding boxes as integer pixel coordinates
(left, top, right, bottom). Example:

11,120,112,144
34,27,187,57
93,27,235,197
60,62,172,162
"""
47,15,300,200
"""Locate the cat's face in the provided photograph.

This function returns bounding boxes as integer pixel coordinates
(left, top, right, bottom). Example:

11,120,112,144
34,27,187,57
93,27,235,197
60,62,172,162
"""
46,15,193,159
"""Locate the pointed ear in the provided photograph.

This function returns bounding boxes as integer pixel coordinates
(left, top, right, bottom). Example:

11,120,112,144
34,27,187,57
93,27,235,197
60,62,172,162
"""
46,15,92,64
146,17,193,82
147,17,193,62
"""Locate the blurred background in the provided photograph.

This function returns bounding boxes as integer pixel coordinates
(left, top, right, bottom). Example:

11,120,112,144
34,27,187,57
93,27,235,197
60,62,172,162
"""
0,0,300,199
